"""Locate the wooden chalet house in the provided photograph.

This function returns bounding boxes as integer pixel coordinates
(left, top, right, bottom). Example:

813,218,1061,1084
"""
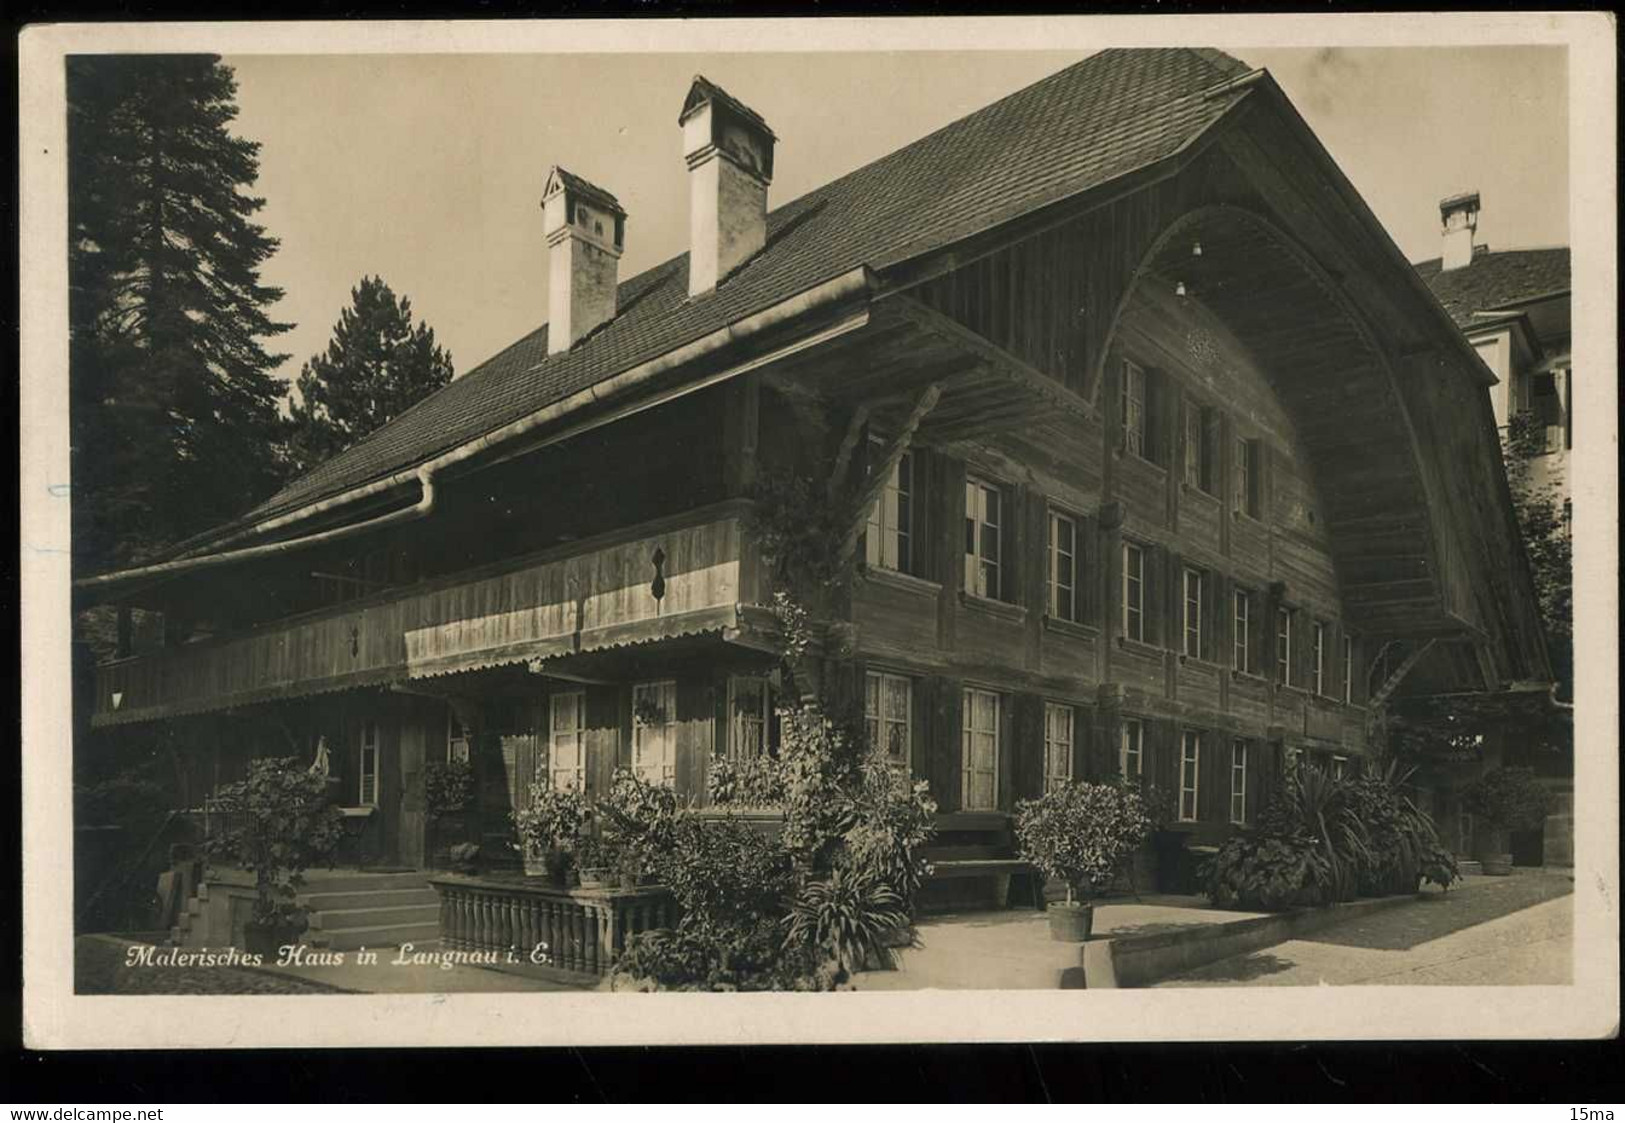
81,51,1551,920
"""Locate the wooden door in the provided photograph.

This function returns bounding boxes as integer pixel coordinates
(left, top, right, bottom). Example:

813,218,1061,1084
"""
960,686,1000,810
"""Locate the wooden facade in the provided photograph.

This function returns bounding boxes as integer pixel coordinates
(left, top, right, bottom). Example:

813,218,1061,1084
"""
86,68,1548,876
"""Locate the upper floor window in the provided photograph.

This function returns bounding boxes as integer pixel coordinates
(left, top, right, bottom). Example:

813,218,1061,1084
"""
964,476,1004,600
1120,718,1143,781
1184,401,1216,493
1234,437,1262,519
864,671,912,774
865,445,914,574
1179,731,1202,822
1122,360,1148,459
1233,588,1253,673
1277,606,1295,687
632,680,678,787
1312,622,1327,695
1048,511,1080,622
1122,541,1145,643
1182,566,1205,658
1043,702,1074,794
358,721,380,807
728,675,775,761
549,690,587,792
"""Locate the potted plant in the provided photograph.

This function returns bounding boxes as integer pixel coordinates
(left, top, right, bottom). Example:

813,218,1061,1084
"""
1015,779,1154,942
1462,766,1551,876
424,758,474,868
203,756,344,957
574,835,616,889
448,841,481,875
515,786,590,883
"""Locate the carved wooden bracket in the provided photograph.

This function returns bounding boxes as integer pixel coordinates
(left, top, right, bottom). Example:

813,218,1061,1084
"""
833,384,942,570
1366,637,1439,723
827,403,872,502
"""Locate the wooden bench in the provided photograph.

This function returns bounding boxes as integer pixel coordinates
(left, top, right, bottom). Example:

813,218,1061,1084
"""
926,858,1041,909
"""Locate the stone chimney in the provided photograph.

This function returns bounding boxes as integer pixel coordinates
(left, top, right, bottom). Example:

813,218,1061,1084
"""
542,167,626,355
681,76,776,297
1439,190,1480,272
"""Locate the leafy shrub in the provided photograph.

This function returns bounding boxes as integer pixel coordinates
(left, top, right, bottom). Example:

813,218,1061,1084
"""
706,753,789,808
514,786,592,856
839,749,938,912
1259,763,1370,903
1462,766,1552,833
656,815,797,932
613,921,835,992
1346,761,1457,896
1014,779,1155,903
204,757,344,927
1202,831,1328,910
784,867,910,973
423,759,474,818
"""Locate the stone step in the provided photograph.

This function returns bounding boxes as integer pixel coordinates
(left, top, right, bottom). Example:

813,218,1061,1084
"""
302,887,439,911
295,871,429,895
310,920,441,952
309,903,440,931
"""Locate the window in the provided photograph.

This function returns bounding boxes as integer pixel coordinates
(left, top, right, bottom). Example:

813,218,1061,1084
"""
1043,703,1074,793
1331,754,1348,780
1530,371,1563,453
1182,566,1204,658
358,722,379,807
1184,402,1215,492
1234,437,1261,519
1276,607,1295,686
1230,740,1249,824
1312,622,1327,695
963,476,1003,600
728,676,775,761
1120,719,1143,781
1233,588,1253,673
632,681,678,787
1122,542,1145,642
864,671,912,774
865,446,914,573
1122,361,1147,458
960,687,1000,810
447,710,470,764
548,691,586,792
1179,731,1201,822
1343,634,1354,703
1048,511,1079,622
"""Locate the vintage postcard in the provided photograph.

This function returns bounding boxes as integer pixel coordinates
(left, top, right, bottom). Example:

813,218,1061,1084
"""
19,13,1618,1048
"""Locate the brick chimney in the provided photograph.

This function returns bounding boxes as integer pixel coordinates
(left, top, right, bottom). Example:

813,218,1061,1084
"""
1439,190,1480,272
542,167,626,355
681,76,776,297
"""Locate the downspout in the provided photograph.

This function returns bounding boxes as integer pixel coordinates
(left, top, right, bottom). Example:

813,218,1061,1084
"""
75,266,875,593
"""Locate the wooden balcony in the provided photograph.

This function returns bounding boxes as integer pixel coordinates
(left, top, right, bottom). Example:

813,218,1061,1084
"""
93,502,768,727
428,873,677,977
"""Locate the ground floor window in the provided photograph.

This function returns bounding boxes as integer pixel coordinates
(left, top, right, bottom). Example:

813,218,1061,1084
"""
1120,718,1143,781
548,691,586,792
1331,754,1348,780
1179,731,1201,822
728,675,776,761
632,681,678,787
446,710,471,764
1230,740,1249,824
864,671,912,774
358,721,380,807
1043,703,1074,793
961,687,1000,810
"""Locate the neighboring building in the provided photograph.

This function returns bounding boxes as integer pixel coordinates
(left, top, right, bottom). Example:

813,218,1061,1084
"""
1407,195,1573,867
78,51,1551,928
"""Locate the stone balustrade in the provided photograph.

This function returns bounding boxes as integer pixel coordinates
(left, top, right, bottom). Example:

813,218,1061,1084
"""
427,873,677,976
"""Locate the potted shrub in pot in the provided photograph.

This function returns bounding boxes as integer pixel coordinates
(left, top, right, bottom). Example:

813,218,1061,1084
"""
1015,779,1155,942
1462,766,1551,876
574,835,616,889
515,786,590,884
203,756,344,957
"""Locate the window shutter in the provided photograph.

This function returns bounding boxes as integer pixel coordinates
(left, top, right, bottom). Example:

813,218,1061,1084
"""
1073,708,1096,783
1014,694,1044,802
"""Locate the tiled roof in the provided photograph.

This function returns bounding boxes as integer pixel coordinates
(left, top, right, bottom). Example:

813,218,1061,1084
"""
1413,247,1571,327
230,48,1254,535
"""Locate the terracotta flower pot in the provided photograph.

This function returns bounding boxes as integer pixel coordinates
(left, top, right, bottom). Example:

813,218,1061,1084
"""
1048,900,1095,942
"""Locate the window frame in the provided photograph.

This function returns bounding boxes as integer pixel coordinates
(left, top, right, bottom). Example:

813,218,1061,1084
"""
548,690,587,792
1184,400,1215,493
1122,541,1145,643
864,670,914,775
1276,606,1295,687
1120,718,1144,781
864,443,915,574
1043,702,1074,794
1122,360,1148,459
1179,730,1201,822
446,709,470,764
727,675,775,762
1047,509,1080,623
960,686,1001,811
1343,633,1354,704
963,475,1004,601
1312,621,1327,696
1331,754,1349,780
1182,565,1205,658
631,680,679,788
358,721,380,808
1233,587,1252,674
1234,437,1262,519
1230,739,1249,825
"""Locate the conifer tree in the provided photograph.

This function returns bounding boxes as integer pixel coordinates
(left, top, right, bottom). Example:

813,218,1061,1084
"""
68,54,292,574
286,276,454,475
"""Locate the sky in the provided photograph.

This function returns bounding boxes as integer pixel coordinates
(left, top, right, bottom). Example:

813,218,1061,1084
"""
222,46,1569,388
